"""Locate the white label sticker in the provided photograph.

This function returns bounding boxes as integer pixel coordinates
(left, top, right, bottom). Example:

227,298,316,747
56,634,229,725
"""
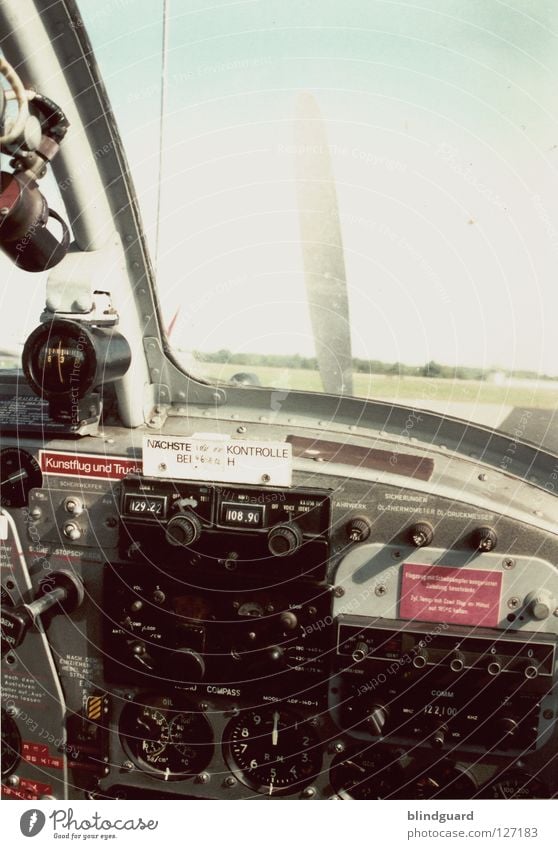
142,436,292,486
0,515,8,540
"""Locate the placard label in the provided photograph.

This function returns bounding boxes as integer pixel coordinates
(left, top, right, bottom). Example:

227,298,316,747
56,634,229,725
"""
400,563,502,627
142,436,292,486
40,450,141,480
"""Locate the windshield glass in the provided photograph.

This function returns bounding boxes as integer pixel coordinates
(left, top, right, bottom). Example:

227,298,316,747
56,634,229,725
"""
75,2,558,445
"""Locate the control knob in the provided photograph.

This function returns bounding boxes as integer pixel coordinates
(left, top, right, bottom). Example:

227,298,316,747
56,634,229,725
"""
366,704,388,735
524,591,555,621
165,511,202,547
346,516,371,543
408,522,433,548
267,522,303,557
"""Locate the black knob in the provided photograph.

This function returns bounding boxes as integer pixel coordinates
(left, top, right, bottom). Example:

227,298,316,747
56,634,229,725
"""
173,647,206,682
166,512,202,547
366,704,388,735
431,725,447,748
495,717,518,747
473,526,498,552
267,522,303,557
346,516,371,543
408,522,434,548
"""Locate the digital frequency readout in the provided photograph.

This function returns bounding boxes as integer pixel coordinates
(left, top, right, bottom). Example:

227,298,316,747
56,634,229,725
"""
220,502,265,528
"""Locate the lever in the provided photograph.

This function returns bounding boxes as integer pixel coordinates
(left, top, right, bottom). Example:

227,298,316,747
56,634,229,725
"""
1,570,84,656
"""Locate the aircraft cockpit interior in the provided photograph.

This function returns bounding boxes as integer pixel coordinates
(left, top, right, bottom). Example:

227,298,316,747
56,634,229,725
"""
0,0,557,806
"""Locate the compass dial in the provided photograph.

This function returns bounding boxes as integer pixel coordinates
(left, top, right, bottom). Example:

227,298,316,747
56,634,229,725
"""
224,706,322,795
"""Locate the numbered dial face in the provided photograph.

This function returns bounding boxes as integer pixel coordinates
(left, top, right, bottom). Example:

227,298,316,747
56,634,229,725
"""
330,747,405,799
119,695,213,780
0,448,43,507
484,771,548,799
1,709,22,778
224,707,322,795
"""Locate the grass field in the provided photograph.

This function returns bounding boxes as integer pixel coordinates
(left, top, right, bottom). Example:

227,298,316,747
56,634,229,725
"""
205,363,558,411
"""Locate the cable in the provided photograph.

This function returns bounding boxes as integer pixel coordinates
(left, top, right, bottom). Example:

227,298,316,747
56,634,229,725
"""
0,55,30,145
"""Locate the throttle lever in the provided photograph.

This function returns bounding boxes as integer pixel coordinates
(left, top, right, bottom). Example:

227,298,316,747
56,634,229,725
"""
1,570,84,656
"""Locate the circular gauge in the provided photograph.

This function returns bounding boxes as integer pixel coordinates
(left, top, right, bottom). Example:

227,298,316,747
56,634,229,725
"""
23,320,131,400
0,448,42,507
119,694,213,780
483,770,549,799
1,709,22,778
224,706,322,795
330,746,405,799
409,762,478,799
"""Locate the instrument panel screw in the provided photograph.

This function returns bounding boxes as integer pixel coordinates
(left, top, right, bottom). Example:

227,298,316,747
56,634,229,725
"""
553,608,558,617
6,705,18,717
543,709,554,720
333,741,345,754
152,590,165,604
158,462,167,471
30,507,42,520
302,786,316,798
261,474,271,483
6,774,20,787
121,761,134,772
375,584,387,596
197,772,210,784
334,586,345,598
199,702,209,711
502,558,515,570
507,597,520,610
237,426,247,434
224,776,237,787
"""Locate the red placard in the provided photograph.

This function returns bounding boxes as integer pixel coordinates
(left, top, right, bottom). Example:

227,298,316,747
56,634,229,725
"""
40,450,141,480
1,778,53,799
399,563,503,627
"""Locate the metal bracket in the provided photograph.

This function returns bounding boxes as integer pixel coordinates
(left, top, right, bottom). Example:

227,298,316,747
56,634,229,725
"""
43,245,120,323
143,337,227,407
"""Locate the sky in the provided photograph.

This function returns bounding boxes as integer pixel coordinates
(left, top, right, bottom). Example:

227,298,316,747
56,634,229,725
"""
2,0,558,376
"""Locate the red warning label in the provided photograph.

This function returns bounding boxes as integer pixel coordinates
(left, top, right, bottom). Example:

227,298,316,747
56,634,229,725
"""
40,450,141,481
399,564,502,627
1,778,53,799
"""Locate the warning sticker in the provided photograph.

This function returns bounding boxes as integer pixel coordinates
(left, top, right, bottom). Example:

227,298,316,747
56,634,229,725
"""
40,450,142,481
142,436,292,486
399,563,503,627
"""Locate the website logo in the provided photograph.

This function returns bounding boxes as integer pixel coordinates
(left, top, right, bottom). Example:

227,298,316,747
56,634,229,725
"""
20,810,46,837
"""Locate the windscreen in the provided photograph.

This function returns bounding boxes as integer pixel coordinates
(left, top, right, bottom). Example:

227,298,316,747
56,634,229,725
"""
61,2,558,445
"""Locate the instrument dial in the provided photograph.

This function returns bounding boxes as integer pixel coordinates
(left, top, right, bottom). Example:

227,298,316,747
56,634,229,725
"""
330,746,405,799
1,709,22,778
119,695,213,780
0,448,42,507
224,707,322,795
484,770,548,799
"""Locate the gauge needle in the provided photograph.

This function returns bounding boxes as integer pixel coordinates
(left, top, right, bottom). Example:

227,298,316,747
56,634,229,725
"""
57,339,64,384
1,469,27,486
272,711,280,746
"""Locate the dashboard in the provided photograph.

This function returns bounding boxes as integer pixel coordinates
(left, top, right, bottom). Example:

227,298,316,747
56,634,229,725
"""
1,0,557,805
2,404,557,801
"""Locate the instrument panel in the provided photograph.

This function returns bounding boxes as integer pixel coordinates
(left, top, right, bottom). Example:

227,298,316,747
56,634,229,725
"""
1,430,557,801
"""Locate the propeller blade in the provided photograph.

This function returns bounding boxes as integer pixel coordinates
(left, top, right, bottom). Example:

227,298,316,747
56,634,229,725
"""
294,93,353,395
